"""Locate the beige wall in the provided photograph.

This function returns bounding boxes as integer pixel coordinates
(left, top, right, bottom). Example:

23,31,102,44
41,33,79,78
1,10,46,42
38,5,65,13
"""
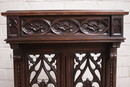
0,0,130,87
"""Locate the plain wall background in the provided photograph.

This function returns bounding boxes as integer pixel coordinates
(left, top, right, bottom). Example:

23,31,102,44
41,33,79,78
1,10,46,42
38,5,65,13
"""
0,0,130,87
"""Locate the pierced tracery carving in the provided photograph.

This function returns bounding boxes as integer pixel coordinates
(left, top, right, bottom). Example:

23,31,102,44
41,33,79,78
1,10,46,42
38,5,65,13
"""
22,19,50,35
8,18,18,36
28,54,57,87
113,17,122,35
51,19,79,34
80,19,108,34
74,53,102,87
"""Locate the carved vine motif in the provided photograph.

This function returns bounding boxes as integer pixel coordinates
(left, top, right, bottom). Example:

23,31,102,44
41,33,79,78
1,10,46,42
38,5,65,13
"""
22,19,50,35
113,18,122,35
74,53,102,87
8,18,18,36
51,19,80,34
80,19,108,34
21,18,109,35
28,54,57,87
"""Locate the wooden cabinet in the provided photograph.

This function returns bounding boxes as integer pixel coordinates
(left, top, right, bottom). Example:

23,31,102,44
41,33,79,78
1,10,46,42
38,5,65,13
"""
1,10,128,87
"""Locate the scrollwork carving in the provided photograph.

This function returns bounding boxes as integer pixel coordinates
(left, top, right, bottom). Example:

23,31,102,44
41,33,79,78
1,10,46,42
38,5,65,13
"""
22,19,50,35
51,19,80,34
80,19,108,34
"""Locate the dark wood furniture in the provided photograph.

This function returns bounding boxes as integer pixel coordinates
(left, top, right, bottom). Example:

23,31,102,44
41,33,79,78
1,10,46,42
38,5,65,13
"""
1,10,129,87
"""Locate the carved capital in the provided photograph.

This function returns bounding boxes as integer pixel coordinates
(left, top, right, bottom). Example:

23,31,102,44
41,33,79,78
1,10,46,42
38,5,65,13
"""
10,44,21,61
110,43,120,60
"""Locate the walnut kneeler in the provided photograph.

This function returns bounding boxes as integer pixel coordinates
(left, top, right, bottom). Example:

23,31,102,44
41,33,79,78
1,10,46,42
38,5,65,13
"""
1,10,129,87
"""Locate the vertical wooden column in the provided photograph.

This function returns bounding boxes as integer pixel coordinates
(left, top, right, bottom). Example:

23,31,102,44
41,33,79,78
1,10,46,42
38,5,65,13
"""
11,44,26,87
106,43,120,87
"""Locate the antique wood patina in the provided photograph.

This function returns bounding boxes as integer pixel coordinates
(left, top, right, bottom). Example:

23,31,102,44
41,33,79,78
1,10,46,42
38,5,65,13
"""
1,10,128,87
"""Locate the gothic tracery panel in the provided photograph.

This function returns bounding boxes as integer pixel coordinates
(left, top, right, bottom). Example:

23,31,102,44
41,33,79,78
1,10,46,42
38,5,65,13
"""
112,16,122,36
27,54,57,87
74,52,103,87
8,18,18,36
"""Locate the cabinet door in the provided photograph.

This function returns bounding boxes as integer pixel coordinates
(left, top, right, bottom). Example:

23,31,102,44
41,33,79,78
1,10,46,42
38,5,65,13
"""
65,43,108,87
23,44,62,87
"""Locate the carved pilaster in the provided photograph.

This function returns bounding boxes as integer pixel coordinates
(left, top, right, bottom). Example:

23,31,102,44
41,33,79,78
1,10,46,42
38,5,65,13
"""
10,44,22,87
109,43,120,87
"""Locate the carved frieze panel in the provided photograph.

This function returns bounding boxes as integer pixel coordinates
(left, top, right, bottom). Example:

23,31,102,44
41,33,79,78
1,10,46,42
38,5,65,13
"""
21,17,109,36
7,17,18,37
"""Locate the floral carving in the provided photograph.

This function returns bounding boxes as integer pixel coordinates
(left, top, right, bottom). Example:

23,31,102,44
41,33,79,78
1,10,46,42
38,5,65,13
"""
51,19,80,34
21,18,109,35
38,80,47,87
80,19,108,34
22,19,50,35
83,79,92,87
